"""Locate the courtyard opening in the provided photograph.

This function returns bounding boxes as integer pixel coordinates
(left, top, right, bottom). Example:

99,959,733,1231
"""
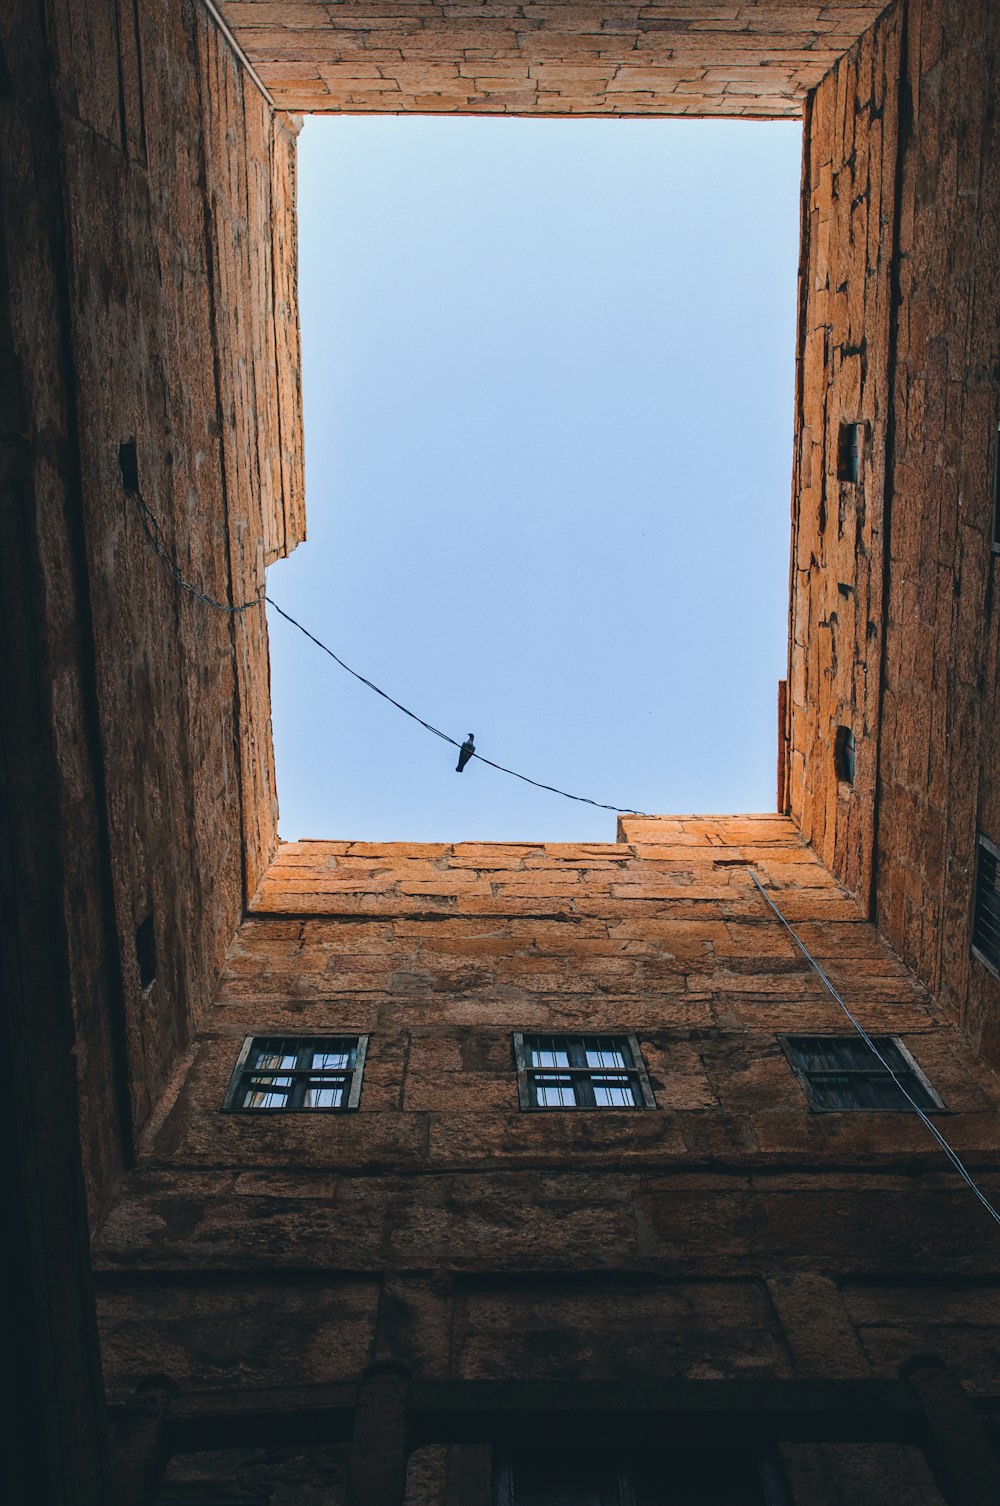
266,117,802,842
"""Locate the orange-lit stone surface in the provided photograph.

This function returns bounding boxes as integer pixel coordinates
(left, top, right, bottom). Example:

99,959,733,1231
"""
786,0,1000,1066
96,817,1000,1505
218,1,888,117
6,0,1000,1500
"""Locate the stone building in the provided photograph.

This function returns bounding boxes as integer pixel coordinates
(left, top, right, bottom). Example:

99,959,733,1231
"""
1,2,998,1504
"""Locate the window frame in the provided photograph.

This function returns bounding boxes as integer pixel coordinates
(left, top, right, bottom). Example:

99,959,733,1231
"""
513,1032,657,1112
779,1033,944,1114
222,1034,369,1113
972,832,1000,976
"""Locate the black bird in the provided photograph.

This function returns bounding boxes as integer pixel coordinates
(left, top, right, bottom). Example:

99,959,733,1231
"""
456,733,475,773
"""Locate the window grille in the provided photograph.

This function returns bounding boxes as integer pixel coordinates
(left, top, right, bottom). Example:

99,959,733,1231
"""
973,834,1000,974
781,1035,942,1113
223,1036,368,1112
514,1034,656,1111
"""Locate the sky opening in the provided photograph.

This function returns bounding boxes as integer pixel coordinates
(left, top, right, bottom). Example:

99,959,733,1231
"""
267,115,803,843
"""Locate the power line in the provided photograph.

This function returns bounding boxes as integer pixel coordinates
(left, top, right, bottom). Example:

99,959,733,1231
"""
265,596,645,815
129,485,264,614
748,869,1000,1230
127,486,646,815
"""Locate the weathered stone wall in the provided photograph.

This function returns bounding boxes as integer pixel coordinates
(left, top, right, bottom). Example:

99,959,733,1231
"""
786,0,902,905
874,0,1000,1059
95,819,1000,1499
3,3,304,1488
787,0,1000,1063
219,0,888,117
2,0,304,1211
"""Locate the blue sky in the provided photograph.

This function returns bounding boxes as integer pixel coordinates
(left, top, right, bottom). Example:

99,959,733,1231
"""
267,115,802,842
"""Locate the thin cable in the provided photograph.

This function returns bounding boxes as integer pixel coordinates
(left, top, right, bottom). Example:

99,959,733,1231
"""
127,487,646,814
264,595,457,748
266,596,646,816
470,748,642,814
748,869,1000,1229
129,486,264,614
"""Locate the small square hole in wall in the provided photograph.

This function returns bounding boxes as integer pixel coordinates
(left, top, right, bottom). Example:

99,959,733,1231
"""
833,725,855,784
837,422,863,482
118,438,139,492
992,421,1000,553
135,911,157,991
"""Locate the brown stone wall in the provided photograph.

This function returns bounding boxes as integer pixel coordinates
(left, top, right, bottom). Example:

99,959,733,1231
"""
219,0,889,117
787,0,1000,1063
95,818,1000,1471
1,0,304,1213
786,0,902,904
874,0,1000,1058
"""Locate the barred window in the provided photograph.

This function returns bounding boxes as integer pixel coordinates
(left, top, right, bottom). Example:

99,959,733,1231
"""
781,1034,941,1113
973,834,1000,974
514,1034,656,1111
223,1036,368,1112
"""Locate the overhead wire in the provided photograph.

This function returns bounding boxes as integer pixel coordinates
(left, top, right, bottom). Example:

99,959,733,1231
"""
129,486,998,1223
126,485,646,815
748,869,1000,1229
266,596,644,814
130,484,264,615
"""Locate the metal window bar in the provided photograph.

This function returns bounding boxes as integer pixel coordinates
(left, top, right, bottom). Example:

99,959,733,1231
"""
224,1035,368,1112
782,1034,942,1113
972,835,1000,974
514,1034,656,1111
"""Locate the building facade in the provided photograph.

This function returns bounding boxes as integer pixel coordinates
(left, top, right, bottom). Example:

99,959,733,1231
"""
1,2,998,1503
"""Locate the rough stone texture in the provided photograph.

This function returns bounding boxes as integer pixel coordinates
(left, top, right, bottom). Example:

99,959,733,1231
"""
7,1,1000,1501
874,0,1000,1061
786,0,901,906
218,0,890,117
1,0,304,1218
94,818,1000,1502
786,0,1000,1065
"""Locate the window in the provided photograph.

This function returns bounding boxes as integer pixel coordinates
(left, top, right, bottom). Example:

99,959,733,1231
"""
781,1035,942,1112
514,1034,656,1111
223,1036,368,1112
973,834,1000,974
837,421,862,482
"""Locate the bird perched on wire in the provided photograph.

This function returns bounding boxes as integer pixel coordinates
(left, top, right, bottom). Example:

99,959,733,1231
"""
456,733,475,773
